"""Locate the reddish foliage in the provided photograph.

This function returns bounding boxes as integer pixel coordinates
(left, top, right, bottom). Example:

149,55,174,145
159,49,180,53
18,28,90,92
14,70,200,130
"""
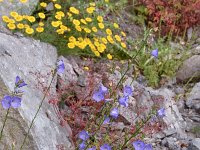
138,0,200,36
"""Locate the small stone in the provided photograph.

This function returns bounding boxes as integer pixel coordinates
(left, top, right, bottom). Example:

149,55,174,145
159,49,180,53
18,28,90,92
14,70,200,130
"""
188,138,200,150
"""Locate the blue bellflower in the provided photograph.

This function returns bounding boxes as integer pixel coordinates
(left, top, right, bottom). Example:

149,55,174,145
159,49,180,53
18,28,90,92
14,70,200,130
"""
103,116,110,124
144,144,153,150
1,95,22,109
123,85,133,97
100,84,108,94
15,76,27,88
100,144,112,150
151,48,158,58
132,140,145,150
157,108,165,117
133,140,153,150
92,84,108,102
57,60,65,74
79,141,86,150
92,91,104,102
78,130,89,141
110,108,118,119
119,96,129,107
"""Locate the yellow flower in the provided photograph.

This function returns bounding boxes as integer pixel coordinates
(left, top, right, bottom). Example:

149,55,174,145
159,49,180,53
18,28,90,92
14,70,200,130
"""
24,24,30,28
84,28,91,33
92,27,97,32
55,4,61,9
36,27,44,33
15,15,23,21
86,7,95,14
17,23,24,29
107,36,114,44
40,2,47,7
101,38,107,44
69,36,76,42
98,23,104,29
106,28,112,35
20,0,27,3
94,51,100,57
75,26,82,32
2,16,10,23
68,43,75,49
56,29,64,34
84,66,89,71
73,19,80,26
113,23,119,28
107,54,112,60
9,19,15,24
38,12,45,19
55,14,62,20
89,2,95,6
114,35,121,42
121,42,127,48
85,17,92,22
27,16,36,23
97,16,103,22
105,0,109,2
60,25,68,31
121,31,126,37
10,11,18,17
7,23,16,30
0,0,3,2
80,19,87,25
67,12,72,17
69,7,79,14
51,21,60,27
97,46,104,53
56,11,65,17
25,28,34,34
39,22,44,26
94,41,100,47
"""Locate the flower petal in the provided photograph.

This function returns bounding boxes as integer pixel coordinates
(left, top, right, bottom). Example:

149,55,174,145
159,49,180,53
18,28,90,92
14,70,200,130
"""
11,96,22,108
1,95,12,109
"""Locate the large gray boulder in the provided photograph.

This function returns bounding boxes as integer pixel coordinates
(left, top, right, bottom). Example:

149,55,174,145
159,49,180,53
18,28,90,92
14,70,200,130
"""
186,82,200,113
0,32,74,149
176,55,200,82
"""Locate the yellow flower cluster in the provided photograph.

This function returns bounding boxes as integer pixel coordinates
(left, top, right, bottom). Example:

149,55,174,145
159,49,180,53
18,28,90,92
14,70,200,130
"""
2,1,128,60
1,10,47,34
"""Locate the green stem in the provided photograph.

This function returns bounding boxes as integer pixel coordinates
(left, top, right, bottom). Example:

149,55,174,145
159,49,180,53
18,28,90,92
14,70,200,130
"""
0,108,10,141
119,115,152,150
20,73,55,150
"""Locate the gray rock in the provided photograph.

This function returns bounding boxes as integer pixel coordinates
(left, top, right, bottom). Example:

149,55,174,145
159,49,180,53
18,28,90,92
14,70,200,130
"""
0,32,74,149
176,55,200,82
0,78,37,149
57,56,78,87
46,2,54,11
165,137,180,150
188,138,200,150
192,45,200,55
186,82,200,113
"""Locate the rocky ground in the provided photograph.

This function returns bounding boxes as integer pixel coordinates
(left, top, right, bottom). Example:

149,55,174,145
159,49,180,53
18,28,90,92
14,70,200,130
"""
0,0,200,150
56,54,200,150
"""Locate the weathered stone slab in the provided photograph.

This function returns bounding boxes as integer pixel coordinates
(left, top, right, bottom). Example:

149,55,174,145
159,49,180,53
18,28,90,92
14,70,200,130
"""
0,77,37,149
0,32,74,150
